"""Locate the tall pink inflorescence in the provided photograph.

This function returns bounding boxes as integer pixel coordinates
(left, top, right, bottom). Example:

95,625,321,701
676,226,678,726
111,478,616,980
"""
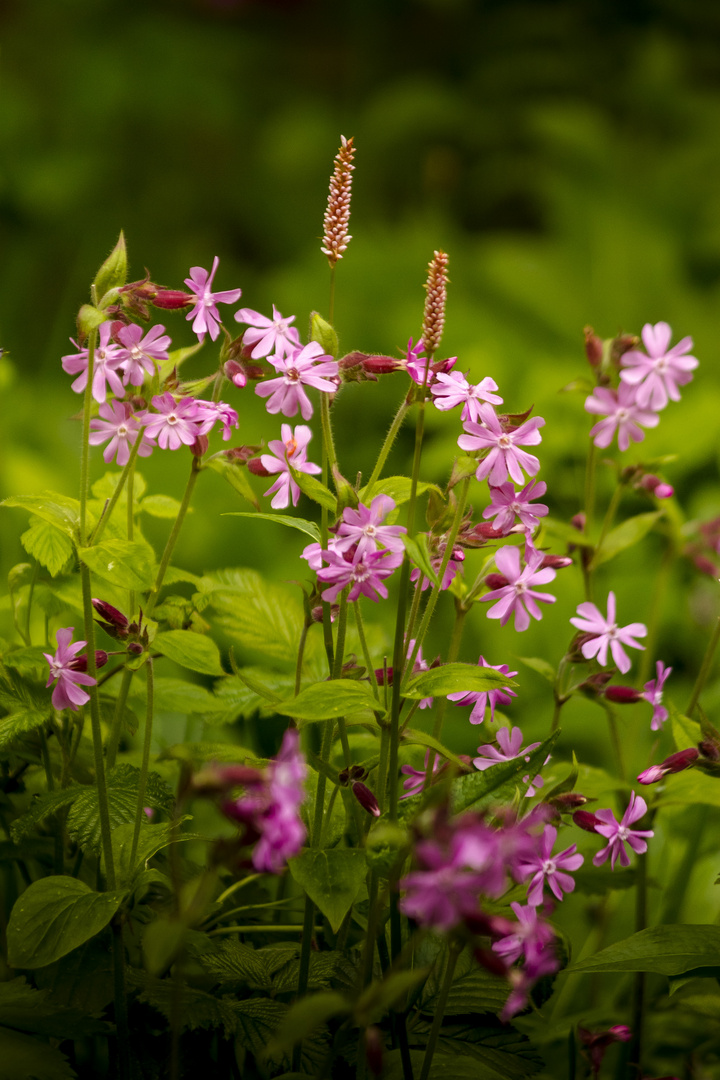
321,135,356,269
421,249,449,358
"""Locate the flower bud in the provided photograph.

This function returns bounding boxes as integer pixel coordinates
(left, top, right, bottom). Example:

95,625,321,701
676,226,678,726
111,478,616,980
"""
361,353,402,376
573,809,602,832
540,554,573,569
247,457,272,478
639,474,674,499
637,747,699,784
153,289,194,310
699,738,720,761
364,1027,384,1077
462,522,506,546
583,326,603,367
610,333,638,364
191,435,209,458
92,599,129,633
93,232,128,302
127,642,144,656
484,573,509,590
224,359,247,388
550,792,588,811
309,311,339,359
69,650,109,672
604,685,643,705
571,512,586,532
351,781,381,817
693,554,719,577
192,764,264,796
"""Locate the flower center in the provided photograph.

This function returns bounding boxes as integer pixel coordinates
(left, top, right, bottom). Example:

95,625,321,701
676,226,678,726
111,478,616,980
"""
542,858,557,875
167,413,178,426
618,825,630,841
286,367,300,382
353,563,371,583
118,424,128,437
130,345,142,360
363,524,377,537
498,434,511,448
617,408,630,421
285,437,298,457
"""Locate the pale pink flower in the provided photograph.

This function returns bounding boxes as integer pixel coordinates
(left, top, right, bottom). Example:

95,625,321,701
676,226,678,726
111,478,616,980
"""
642,660,672,731
483,480,549,534
448,656,518,724
404,337,456,386
89,401,153,465
185,256,242,342
517,824,584,906
141,393,202,451
584,383,659,451
401,750,441,798
316,547,404,603
255,342,339,421
458,409,544,487
44,627,96,711
405,638,433,709
637,747,698,785
481,544,556,632
620,322,698,410
570,591,646,674
431,370,503,424
194,400,239,441
61,323,125,403
260,423,321,509
334,495,407,558
115,323,171,386
234,305,301,358
592,792,654,870
472,726,541,771
410,544,465,592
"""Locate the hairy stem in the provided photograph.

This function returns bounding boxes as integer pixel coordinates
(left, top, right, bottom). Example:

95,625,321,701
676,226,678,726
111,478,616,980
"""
79,327,98,546
145,457,201,618
129,657,154,871
90,436,143,547
419,942,461,1080
363,398,412,502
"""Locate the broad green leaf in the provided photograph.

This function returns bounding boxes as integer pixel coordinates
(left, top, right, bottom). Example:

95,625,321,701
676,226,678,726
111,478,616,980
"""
198,939,276,991
92,471,147,502
11,788,84,843
66,764,174,853
206,457,260,509
541,516,593,548
0,668,53,750
159,742,265,768
568,924,720,975
593,511,661,567
2,647,52,682
200,569,303,665
422,968,509,1015
275,680,381,723
7,876,127,968
2,493,81,539
209,671,297,723
20,518,74,576
131,676,219,714
659,769,720,807
358,476,442,506
154,630,225,676
401,728,465,767
139,494,188,519
288,466,337,513
77,538,155,590
515,655,555,684
0,1027,76,1080
403,662,516,700
110,818,198,886
670,699,701,751
142,917,188,976
543,752,579,801
289,848,367,931
451,733,558,813
224,511,321,543
402,534,439,586
265,992,349,1055
0,978,110,1039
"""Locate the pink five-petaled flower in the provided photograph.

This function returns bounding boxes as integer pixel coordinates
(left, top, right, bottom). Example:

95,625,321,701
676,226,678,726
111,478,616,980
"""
194,400,240,441
184,256,242,342
642,660,672,731
473,726,541,771
255,342,339,421
234,305,301,358
483,480,549,534
89,401,153,466
61,322,125,404
430,370,503,424
260,423,321,509
570,591,647,674
401,750,442,798
481,544,556,632
620,321,699,411
44,627,97,711
517,824,584,906
141,393,202,451
592,792,654,870
458,408,545,487
252,729,307,874
316,547,404,604
448,656,518,724
334,495,407,558
584,383,659,451
492,901,557,969
115,323,171,386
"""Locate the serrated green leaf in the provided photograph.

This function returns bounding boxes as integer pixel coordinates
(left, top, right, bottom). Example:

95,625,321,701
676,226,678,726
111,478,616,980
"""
451,733,557,813
20,519,74,576
0,978,110,1039
403,662,516,700
130,676,219,714
568,925,720,975
275,680,380,723
201,569,304,665
77,538,155,590
110,818,198,886
65,764,174,853
0,1027,76,1080
139,494,188,519
2,493,81,539
7,876,127,968
10,788,84,843
92,471,147,502
592,511,661,567
401,728,465,767
289,848,367,931
2,647,52,682
154,630,224,675
0,668,53,750
224,511,321,543
422,968,509,1015
287,466,337,513
198,938,275,990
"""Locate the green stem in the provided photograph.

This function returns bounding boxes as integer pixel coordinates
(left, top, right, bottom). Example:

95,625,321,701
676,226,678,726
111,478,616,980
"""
377,726,390,814
213,873,262,909
24,562,39,646
106,667,134,770
628,841,648,1074
294,622,310,697
419,941,462,1080
686,614,720,718
39,727,63,875
584,438,597,540
320,390,339,484
423,603,467,790
79,328,98,546
208,923,316,937
90,436,143,547
604,703,625,781
328,265,336,326
129,657,154,871
363,398,412,502
127,456,136,618
112,919,131,1080
353,602,379,695
588,482,624,571
145,457,201,618
638,543,673,685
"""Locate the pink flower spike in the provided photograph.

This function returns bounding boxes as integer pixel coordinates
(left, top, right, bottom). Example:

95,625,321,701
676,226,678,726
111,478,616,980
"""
584,383,659,451
255,342,339,421
592,792,654,870
260,423,321,509
472,726,541,771
517,824,584,906
448,655,518,724
570,591,647,674
620,321,699,410
184,256,242,342
458,408,544,487
234,305,301,359
334,495,407,559
115,323,171,386
44,627,97,711
431,370,503,424
89,401,153,466
141,393,202,451
481,544,556,632
483,480,549,534
642,660,672,731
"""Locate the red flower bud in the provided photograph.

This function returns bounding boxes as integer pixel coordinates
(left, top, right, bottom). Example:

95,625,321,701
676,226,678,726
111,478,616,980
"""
583,326,603,367
191,435,209,458
92,599,129,631
224,359,247,388
364,1026,384,1077
604,685,643,704
637,747,699,784
68,650,108,672
152,289,194,310
550,792,589,810
573,810,602,832
699,738,720,761
571,512,586,532
484,573,509,590
351,781,381,817
247,457,272,477
127,642,144,656
540,554,573,569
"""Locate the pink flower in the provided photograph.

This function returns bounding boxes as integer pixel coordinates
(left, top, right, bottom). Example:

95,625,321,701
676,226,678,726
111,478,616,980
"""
473,726,541,771
642,660,672,731
570,591,646,674
115,323,171,386
234,305,301,358
260,423,321,509
185,257,242,342
458,409,544,487
61,323,125,404
584,383,659,451
194,400,240,441
44,627,97,711
401,750,441,798
252,729,307,873
483,480,549,534
448,656,518,724
334,495,407,558
141,393,202,451
492,901,557,968
517,824,584,906
481,544,556,632
316,547,404,603
592,792,654,869
89,401,153,466
620,322,698,410
405,638,433,709
410,544,465,592
430,370,503,423
403,337,456,386
255,342,339,421
637,747,698,785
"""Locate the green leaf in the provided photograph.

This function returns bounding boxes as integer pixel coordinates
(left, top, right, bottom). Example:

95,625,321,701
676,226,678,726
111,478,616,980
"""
77,538,155,590
568,924,720,975
670,699,701,751
2,493,81,539
289,848,367,931
515,655,556,684
541,517,593,548
10,788,82,843
93,231,127,298
0,978,110,1039
401,728,466,767
142,916,189,976
65,764,174,853
92,471,147,502
593,511,661,567
451,733,558,814
210,671,297,723
200,569,304,665
288,466,337,513
384,1050,500,1080
0,1027,76,1080
131,676,219,714
20,518,74,576
402,534,439,586
543,752,579,801
110,818,198,886
154,630,225,676
7,876,127,968
0,668,53,751
139,494,188,519
403,662,516,700
3,647,53,682
224,511,321,543
422,968,509,1015
206,457,260,509
358,476,442,506
275,680,381,723
266,992,349,1056
198,939,276,991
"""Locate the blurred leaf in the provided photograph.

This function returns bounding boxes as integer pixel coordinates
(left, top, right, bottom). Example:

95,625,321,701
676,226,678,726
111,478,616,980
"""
289,848,367,931
402,533,439,586
200,569,303,665
359,476,442,506
592,511,661,567
206,457,260,509
401,728,466,767
224,511,321,543
403,662,516,700
422,968,509,1015
451,733,557,814
515,656,555,684
139,494,188,519
154,630,225,676
20,518,74,576
0,1027,76,1080
265,991,348,1056
670,699,701,751
2,493,81,539
569,925,720,974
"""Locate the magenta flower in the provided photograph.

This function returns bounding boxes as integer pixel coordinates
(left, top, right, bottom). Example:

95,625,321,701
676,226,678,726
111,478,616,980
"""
405,638,434,709
620,321,698,410
483,480,549,534
403,337,457,386
61,323,125,404
44,627,96,711
570,591,646,674
431,370,503,424
448,656,518,724
642,660,672,731
458,408,545,487
401,750,441,798
473,725,541,772
592,792,654,870
481,544,556,632
316,547,404,603
334,495,407,558
252,729,307,874
141,393,202,451
89,401,153,466
194,400,240,441
584,383,659,451
115,323,171,386
185,257,242,342
255,342,339,421
637,747,698,785
492,901,557,967
260,423,321,509
517,824,584,906
235,305,301,358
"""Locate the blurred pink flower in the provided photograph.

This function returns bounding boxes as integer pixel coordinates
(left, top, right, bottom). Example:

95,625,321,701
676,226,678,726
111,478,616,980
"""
592,792,654,869
44,627,96,711
643,660,672,731
584,383,659,451
620,321,698,410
